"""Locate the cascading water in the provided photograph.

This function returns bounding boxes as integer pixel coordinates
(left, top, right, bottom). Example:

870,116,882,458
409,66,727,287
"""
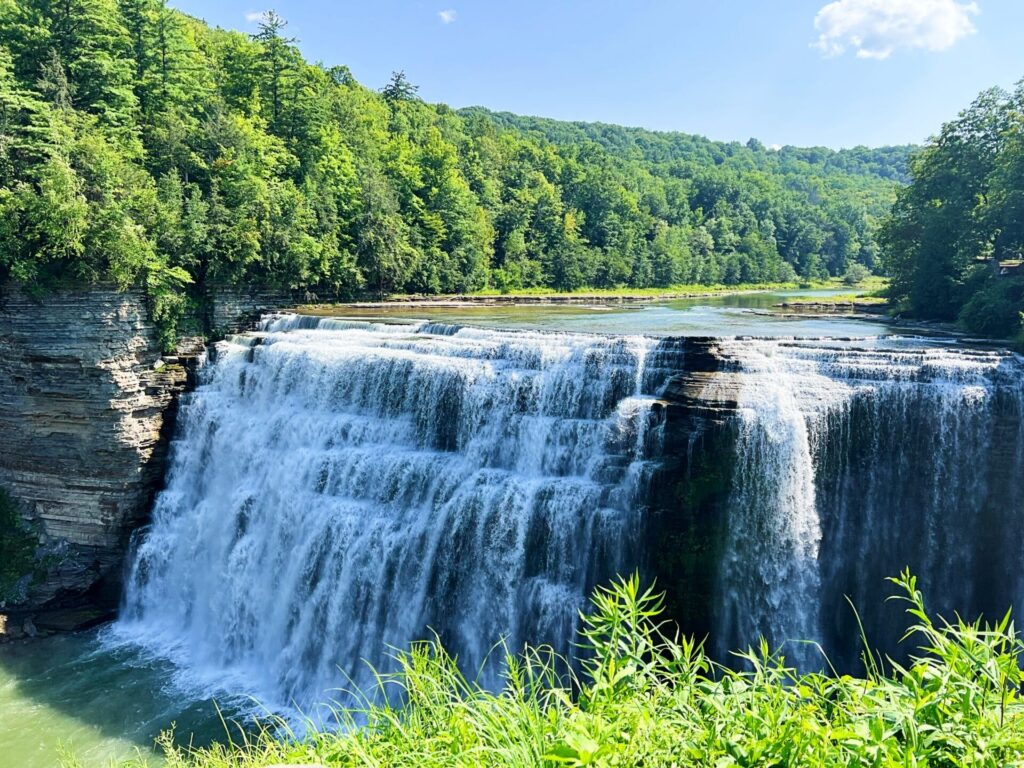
714,339,1024,670
112,314,1024,708
113,316,672,716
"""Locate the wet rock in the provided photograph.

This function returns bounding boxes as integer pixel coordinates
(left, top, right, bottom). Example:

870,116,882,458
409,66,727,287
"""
33,607,115,633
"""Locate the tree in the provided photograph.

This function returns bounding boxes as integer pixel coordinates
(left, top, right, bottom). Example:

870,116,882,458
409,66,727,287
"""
881,82,1024,337
381,70,419,104
251,10,296,135
357,171,414,298
0,0,910,346
7,0,137,127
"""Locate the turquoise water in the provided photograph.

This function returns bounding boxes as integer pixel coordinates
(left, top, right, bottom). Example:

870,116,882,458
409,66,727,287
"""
0,630,244,767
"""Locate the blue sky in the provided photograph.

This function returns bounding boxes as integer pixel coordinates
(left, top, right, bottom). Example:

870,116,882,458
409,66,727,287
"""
170,0,1024,149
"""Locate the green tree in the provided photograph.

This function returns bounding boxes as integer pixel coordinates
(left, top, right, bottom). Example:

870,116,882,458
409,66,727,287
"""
250,10,297,136
381,70,419,104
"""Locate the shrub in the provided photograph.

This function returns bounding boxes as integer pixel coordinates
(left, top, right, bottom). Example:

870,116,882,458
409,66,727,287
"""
0,487,37,603
842,263,872,286
958,278,1024,337
104,571,1024,768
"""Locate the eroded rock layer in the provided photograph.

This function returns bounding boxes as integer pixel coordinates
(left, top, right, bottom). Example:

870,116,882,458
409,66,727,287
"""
0,287,191,614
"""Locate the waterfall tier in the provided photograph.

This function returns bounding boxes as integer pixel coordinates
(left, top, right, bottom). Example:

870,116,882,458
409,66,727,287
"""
712,339,1024,669
115,317,671,714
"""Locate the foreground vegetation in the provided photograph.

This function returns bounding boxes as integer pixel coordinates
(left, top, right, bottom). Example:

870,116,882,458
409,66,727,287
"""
96,572,1024,767
0,1,905,347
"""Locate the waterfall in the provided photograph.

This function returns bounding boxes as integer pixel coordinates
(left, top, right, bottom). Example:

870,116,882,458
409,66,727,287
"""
113,316,670,716
714,339,1024,670
112,317,1024,707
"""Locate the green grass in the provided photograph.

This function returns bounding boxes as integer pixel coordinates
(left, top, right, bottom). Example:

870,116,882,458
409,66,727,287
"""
780,293,890,306
95,571,1024,768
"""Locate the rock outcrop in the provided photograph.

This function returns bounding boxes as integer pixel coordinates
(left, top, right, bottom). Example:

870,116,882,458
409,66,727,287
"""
644,338,740,641
205,287,297,337
0,287,196,619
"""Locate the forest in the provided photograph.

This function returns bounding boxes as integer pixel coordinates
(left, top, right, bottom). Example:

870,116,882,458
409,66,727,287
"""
881,84,1024,340
0,0,910,345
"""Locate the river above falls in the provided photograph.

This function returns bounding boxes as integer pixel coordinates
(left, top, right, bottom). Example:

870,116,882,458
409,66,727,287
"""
0,291,1010,768
297,288,904,338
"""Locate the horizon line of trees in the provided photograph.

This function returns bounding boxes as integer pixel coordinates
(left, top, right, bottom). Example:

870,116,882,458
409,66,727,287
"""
0,1,908,346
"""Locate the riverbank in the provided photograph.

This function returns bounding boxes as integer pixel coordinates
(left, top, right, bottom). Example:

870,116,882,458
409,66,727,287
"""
775,293,890,313
345,279,883,307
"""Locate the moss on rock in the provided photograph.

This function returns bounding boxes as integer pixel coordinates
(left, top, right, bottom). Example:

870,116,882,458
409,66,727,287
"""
0,488,39,603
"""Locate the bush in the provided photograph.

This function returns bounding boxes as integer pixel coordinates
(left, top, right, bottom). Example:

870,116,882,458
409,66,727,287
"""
0,487,37,602
958,278,1024,337
842,263,872,286
105,572,1024,768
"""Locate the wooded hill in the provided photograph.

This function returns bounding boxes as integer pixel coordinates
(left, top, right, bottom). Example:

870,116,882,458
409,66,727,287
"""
0,1,909,344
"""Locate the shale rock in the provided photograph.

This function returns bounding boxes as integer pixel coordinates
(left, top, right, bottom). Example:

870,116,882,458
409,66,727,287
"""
0,286,192,610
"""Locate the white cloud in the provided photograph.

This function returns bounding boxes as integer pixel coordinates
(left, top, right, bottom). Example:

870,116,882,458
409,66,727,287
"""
814,0,979,60
245,10,268,23
439,9,457,24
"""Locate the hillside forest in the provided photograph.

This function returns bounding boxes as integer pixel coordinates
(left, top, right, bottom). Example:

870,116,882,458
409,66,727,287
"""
0,0,911,345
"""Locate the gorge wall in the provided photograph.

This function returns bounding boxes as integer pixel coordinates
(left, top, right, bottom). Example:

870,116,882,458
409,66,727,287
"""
0,287,190,626
0,286,293,631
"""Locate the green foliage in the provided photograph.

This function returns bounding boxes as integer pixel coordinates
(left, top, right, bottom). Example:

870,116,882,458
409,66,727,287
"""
0,486,37,603
103,572,1024,768
842,262,871,286
959,275,1024,337
0,3,905,348
881,82,1024,337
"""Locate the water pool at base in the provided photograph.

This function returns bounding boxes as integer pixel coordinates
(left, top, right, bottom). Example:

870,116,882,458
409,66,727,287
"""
0,631,239,767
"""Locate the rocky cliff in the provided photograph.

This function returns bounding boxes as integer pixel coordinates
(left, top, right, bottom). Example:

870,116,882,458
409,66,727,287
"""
646,338,740,640
0,285,300,636
0,288,199,628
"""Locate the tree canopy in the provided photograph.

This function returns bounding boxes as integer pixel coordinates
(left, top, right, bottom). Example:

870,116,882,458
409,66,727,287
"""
0,2,910,345
881,83,1024,340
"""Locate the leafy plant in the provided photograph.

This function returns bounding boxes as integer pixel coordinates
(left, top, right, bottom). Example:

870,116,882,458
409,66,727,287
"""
0,486,37,603
101,572,1024,767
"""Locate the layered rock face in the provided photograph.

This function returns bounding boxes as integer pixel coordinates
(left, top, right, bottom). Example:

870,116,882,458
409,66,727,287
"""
0,287,193,616
645,339,739,641
205,287,297,337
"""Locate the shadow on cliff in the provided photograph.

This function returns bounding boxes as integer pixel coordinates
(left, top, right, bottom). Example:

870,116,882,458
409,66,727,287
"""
0,627,235,759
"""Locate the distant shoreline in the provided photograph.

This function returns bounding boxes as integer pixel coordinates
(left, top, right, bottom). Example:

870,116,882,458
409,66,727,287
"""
305,281,880,309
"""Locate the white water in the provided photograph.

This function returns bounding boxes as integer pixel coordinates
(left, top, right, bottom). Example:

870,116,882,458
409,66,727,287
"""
113,316,671,717
111,315,1024,704
714,340,1024,668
